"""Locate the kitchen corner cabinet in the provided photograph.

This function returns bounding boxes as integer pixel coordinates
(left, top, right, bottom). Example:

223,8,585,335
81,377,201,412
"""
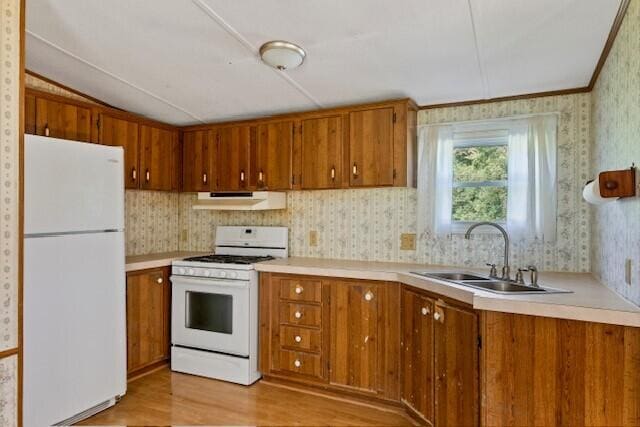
34,96,92,142
140,125,181,191
256,120,294,190
126,267,171,378
300,116,343,189
98,113,140,189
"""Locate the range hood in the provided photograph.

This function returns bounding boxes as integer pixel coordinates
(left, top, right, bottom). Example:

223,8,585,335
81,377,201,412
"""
192,192,286,211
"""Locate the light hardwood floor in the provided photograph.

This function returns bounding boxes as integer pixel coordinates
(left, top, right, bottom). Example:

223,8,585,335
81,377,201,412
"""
78,368,415,426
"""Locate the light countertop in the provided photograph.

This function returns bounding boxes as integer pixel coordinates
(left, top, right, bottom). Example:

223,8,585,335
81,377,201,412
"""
125,251,209,272
255,257,640,327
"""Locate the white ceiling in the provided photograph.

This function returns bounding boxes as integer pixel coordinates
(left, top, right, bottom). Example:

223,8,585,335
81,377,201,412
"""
26,0,621,125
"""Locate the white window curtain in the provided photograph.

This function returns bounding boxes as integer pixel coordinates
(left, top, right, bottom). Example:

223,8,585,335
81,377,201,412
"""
417,114,558,241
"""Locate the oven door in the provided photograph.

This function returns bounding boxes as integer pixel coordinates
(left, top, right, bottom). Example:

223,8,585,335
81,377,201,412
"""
171,275,249,357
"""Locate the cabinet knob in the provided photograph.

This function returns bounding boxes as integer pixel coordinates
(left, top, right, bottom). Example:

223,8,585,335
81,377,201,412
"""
131,168,137,181
421,307,430,316
434,312,441,321
294,335,302,343
352,163,358,177
240,170,245,182
44,124,50,137
293,359,302,368
145,169,150,182
330,166,336,180
258,170,264,182
295,285,303,294
203,172,208,184
156,277,163,284
364,291,374,301
294,311,302,319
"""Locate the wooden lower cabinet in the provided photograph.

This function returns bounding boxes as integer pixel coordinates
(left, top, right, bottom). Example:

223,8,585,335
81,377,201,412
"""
126,267,171,378
481,311,640,427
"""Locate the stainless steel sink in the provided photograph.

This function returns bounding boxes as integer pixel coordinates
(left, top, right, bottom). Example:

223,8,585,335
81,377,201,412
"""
411,271,572,295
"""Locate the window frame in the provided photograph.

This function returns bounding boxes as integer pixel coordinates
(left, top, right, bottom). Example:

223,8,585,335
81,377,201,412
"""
450,135,509,233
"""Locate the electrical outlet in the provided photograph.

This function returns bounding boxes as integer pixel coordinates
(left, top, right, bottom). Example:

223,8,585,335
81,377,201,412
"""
400,233,416,251
625,258,632,286
309,230,318,247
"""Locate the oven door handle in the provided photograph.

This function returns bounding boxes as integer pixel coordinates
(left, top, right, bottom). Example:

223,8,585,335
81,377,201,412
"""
170,275,250,289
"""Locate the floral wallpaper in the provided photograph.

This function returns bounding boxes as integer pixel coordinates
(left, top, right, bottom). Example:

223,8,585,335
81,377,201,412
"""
125,190,180,255
0,355,17,427
591,0,640,306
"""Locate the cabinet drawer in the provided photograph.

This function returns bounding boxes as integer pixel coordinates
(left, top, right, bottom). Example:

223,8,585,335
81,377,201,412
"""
279,349,323,378
280,302,322,327
280,325,321,353
279,278,322,303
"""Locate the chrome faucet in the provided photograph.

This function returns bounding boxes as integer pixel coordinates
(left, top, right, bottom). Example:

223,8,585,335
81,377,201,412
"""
464,222,511,281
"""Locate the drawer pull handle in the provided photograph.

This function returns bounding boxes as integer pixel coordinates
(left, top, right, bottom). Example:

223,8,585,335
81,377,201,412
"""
294,335,302,343
352,163,358,177
145,169,150,182
421,307,429,315
294,311,302,319
364,291,374,301
203,172,208,184
294,359,301,368
131,168,137,181
295,286,303,294
240,170,245,182
330,166,336,180
156,277,163,284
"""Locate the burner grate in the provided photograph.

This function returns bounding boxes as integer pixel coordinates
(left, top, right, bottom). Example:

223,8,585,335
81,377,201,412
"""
182,254,275,265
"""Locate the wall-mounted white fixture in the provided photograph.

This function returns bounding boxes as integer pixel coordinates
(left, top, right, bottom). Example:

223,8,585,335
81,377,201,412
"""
583,164,636,205
259,40,306,70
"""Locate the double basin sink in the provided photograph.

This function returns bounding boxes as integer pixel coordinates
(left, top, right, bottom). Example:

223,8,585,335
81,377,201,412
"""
411,272,572,295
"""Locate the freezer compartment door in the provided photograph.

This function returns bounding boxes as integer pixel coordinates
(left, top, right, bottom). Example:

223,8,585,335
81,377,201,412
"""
25,135,124,234
24,231,126,427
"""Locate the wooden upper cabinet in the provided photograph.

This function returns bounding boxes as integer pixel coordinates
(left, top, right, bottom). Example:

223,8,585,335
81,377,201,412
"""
99,114,140,189
256,120,294,190
348,107,394,187
25,93,36,134
140,125,181,191
218,125,255,191
433,301,478,427
35,97,92,142
401,288,435,424
126,267,170,376
329,280,400,399
301,116,343,189
183,129,215,192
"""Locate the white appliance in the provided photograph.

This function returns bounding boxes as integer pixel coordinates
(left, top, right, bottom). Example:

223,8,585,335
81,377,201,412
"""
193,191,287,211
23,135,127,426
171,226,288,385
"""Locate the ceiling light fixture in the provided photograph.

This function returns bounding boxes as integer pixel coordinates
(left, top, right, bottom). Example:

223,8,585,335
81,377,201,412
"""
259,40,306,70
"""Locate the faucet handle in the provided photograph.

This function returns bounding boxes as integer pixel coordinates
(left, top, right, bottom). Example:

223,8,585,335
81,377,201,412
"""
515,267,529,284
486,263,498,278
527,265,539,287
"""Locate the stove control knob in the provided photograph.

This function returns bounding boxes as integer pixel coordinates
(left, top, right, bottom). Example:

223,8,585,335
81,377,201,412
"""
188,268,195,276
203,270,211,277
219,271,227,278
228,271,238,279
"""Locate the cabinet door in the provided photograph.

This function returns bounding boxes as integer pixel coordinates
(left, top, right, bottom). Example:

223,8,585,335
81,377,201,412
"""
218,125,254,191
434,301,479,427
126,268,170,376
35,97,92,142
349,107,394,187
401,289,435,424
301,116,342,189
99,114,140,189
256,120,293,190
183,129,215,192
139,125,180,191
25,93,36,134
329,280,383,394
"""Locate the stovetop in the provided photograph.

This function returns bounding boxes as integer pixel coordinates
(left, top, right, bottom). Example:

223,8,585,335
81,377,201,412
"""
181,254,275,265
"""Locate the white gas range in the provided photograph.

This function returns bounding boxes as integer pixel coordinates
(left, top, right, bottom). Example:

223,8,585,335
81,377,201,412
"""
170,226,288,385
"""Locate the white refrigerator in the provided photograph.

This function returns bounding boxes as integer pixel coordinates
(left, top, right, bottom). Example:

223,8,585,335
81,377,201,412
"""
24,135,127,426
